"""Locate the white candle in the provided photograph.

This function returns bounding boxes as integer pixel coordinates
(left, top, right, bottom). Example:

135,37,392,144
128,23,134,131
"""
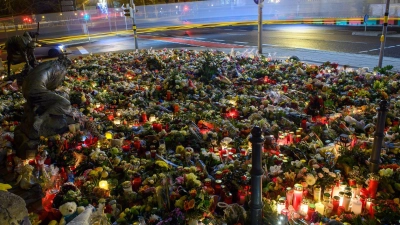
351,199,362,215
114,119,121,125
315,202,325,215
99,180,109,190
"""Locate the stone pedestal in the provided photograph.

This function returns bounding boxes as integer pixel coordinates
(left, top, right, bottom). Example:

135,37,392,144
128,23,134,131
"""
14,103,76,159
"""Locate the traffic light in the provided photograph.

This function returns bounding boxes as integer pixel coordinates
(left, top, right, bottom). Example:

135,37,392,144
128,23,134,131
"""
83,14,90,21
124,7,131,17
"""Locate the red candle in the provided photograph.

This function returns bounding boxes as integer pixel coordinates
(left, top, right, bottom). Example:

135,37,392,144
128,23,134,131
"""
348,178,356,187
337,206,345,216
307,204,315,221
141,112,148,122
151,150,157,158
292,184,303,211
369,202,375,218
133,139,141,150
332,196,340,213
224,192,233,204
152,123,163,132
122,145,131,152
215,171,223,179
301,119,307,131
368,174,379,199
132,173,142,191
214,179,222,195
166,90,172,101
238,189,246,205
282,84,288,93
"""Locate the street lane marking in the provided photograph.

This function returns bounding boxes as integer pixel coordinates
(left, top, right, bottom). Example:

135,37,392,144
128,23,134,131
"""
386,46,395,48
195,37,206,40
224,29,233,30
213,39,225,42
331,40,367,44
234,41,248,44
77,46,89,54
359,50,369,53
139,35,247,48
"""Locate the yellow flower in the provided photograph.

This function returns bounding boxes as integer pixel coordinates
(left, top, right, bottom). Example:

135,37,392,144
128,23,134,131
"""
89,170,99,177
0,183,12,191
95,167,104,172
119,212,126,218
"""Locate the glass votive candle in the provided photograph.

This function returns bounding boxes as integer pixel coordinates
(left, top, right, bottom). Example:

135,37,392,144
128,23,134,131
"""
342,192,351,211
313,185,321,202
292,184,303,211
351,197,362,215
315,202,325,215
339,191,345,206
307,203,315,221
286,187,294,207
368,174,379,199
277,198,286,214
214,179,222,195
332,196,340,213
300,199,309,216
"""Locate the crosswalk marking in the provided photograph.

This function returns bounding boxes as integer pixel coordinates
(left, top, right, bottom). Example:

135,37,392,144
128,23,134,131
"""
77,46,89,54
234,41,248,44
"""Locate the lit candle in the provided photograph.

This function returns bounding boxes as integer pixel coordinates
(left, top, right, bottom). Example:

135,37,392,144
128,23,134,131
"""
214,179,222,195
340,182,347,192
99,180,109,190
366,198,372,212
114,119,121,125
332,185,340,198
105,131,113,140
339,191,345,206
368,174,379,199
313,185,321,203
292,184,303,211
149,114,156,122
286,187,294,208
332,196,340,213
277,197,286,214
351,198,362,215
351,185,358,198
323,193,333,217
342,192,351,211
307,203,315,220
300,199,309,216
315,202,325,215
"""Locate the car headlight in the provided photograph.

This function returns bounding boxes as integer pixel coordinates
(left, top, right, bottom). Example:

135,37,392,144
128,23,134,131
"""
58,45,64,51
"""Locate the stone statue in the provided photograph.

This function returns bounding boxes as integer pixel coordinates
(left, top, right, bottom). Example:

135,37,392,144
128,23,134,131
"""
5,31,38,77
14,54,76,159
0,191,31,225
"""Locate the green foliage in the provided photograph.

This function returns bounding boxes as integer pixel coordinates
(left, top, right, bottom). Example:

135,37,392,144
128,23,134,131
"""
373,65,394,75
373,80,386,90
197,50,219,84
146,56,164,71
